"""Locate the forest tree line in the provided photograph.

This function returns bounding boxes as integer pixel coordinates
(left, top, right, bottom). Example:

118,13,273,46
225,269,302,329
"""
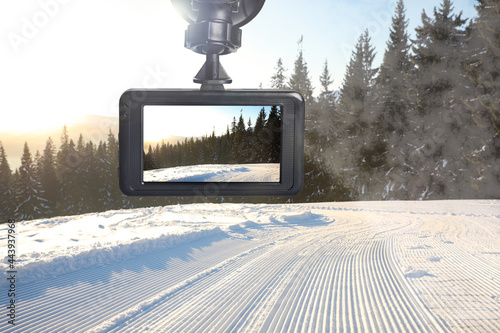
293,0,499,200
0,0,499,221
144,106,282,171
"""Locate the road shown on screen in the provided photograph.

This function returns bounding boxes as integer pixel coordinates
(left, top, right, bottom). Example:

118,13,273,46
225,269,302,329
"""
143,163,280,182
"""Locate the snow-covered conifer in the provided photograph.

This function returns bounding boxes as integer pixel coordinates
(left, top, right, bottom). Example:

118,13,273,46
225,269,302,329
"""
0,142,15,220
462,0,500,198
288,37,314,107
337,30,379,196
410,0,470,198
39,137,59,214
373,0,415,199
15,142,49,220
270,58,287,89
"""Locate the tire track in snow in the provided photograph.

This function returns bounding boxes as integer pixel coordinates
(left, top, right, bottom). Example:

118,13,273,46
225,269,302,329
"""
393,216,500,332
91,241,276,333
109,214,446,333
103,229,309,332
3,203,497,332
151,230,328,332
3,235,263,333
10,229,229,331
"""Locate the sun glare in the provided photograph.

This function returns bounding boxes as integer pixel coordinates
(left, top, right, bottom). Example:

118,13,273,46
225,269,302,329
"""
3,111,80,134
144,106,232,143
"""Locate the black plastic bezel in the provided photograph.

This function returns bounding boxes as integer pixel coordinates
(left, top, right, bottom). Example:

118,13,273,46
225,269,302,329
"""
119,89,304,196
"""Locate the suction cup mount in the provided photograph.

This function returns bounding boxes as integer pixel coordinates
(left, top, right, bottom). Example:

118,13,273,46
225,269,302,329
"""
171,0,266,90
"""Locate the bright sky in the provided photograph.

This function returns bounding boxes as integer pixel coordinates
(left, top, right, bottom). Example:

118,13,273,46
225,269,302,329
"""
1,0,477,133
144,105,269,141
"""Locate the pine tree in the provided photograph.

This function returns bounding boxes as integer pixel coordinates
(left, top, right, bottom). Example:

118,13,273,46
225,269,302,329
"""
217,127,230,164
270,58,287,89
58,139,80,215
318,60,336,111
373,0,415,199
254,108,266,135
74,135,93,214
231,113,248,163
12,169,20,210
34,150,42,171
14,142,49,220
339,31,378,138
288,36,314,107
85,141,102,212
337,30,379,197
309,60,337,152
377,0,413,133
144,145,158,170
95,141,112,211
357,30,384,198
0,142,15,221
462,0,500,198
55,127,77,215
410,0,470,199
253,107,267,162
158,140,169,168
245,117,256,162
56,126,70,176
298,151,353,202
106,130,124,208
38,137,59,214
264,106,281,163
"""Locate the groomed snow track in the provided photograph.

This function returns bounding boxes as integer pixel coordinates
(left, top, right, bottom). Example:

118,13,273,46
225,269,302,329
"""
2,201,499,332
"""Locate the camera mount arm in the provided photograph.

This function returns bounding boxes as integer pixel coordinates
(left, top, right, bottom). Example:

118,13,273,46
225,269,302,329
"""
171,0,266,90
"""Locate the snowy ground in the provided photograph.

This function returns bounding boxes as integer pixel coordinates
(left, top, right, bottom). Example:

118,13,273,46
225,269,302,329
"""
1,201,499,332
143,163,280,182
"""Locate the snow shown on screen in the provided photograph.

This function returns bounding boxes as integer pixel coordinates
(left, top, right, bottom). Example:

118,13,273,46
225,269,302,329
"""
143,163,280,182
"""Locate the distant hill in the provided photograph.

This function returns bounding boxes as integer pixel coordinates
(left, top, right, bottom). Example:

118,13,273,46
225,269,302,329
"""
143,135,192,150
0,114,118,170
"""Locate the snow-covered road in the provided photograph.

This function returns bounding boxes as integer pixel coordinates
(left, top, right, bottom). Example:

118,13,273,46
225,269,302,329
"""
143,163,280,182
2,201,499,332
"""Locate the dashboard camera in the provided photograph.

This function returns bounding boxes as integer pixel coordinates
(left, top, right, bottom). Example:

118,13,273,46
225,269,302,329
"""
118,0,305,196
119,89,304,196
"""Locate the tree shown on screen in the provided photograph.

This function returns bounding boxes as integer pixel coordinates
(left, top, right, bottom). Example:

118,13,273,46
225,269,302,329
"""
143,107,282,171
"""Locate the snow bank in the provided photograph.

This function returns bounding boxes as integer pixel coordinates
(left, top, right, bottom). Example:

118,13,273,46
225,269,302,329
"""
0,203,334,286
1,227,222,286
3,200,497,290
1,205,245,286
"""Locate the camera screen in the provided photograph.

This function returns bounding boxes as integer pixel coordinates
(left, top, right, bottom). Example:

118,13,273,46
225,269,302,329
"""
143,105,282,183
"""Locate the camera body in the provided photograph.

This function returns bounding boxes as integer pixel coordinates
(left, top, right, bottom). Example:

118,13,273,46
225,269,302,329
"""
119,89,304,196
